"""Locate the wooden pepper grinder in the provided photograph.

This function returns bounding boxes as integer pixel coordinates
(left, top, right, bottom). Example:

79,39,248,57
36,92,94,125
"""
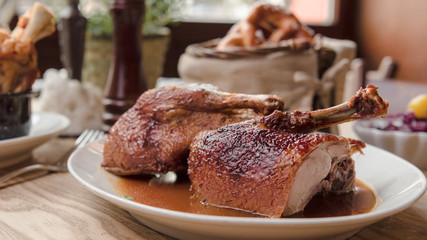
103,0,148,131
58,0,87,80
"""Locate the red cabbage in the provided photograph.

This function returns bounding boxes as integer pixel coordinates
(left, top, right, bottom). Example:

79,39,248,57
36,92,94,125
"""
373,112,427,132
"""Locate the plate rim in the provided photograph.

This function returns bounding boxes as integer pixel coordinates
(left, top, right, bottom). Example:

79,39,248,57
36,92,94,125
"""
0,112,70,146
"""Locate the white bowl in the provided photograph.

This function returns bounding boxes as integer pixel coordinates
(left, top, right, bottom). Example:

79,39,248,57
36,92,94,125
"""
353,119,427,170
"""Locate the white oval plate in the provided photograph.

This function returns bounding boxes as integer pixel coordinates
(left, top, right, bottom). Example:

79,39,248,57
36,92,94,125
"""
68,138,426,240
0,112,70,168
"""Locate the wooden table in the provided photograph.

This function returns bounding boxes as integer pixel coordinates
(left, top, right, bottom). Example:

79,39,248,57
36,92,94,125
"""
0,136,425,240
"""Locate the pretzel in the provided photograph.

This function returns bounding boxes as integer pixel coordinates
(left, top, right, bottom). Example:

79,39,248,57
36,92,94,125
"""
217,3,314,50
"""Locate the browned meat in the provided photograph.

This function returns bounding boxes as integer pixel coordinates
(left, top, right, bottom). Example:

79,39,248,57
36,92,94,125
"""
216,3,314,50
189,127,363,217
0,3,55,94
102,83,284,175
188,85,387,218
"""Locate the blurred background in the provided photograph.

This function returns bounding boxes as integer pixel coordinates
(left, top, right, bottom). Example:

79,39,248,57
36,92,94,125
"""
5,0,426,85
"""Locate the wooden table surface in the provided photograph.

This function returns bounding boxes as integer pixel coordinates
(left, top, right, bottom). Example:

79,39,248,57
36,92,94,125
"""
0,136,426,240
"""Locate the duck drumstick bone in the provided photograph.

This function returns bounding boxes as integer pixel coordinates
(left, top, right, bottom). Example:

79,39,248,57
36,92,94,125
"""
260,85,389,133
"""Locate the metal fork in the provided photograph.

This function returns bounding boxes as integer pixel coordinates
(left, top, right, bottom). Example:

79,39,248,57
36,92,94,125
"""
0,129,105,188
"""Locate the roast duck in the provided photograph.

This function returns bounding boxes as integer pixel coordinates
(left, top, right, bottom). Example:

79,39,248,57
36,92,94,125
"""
102,84,388,217
103,84,284,175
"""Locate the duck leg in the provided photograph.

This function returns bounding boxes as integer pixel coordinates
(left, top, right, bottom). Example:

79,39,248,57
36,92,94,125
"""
260,85,389,133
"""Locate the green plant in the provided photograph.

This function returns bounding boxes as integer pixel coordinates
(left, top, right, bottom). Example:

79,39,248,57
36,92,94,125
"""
144,0,184,34
81,0,185,36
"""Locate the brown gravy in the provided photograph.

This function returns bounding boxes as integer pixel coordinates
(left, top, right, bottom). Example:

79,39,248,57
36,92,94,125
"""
112,173,377,218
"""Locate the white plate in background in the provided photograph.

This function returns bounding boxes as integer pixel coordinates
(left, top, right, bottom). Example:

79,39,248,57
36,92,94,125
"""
0,112,70,168
353,119,427,170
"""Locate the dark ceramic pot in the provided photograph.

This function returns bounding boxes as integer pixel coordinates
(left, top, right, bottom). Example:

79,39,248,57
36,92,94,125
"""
0,91,38,140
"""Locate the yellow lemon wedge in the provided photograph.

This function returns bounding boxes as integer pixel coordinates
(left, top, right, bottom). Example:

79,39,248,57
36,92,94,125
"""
408,94,427,118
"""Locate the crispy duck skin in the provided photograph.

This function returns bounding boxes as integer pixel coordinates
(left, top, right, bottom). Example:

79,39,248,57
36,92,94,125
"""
188,127,361,217
102,84,284,175
188,85,387,217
